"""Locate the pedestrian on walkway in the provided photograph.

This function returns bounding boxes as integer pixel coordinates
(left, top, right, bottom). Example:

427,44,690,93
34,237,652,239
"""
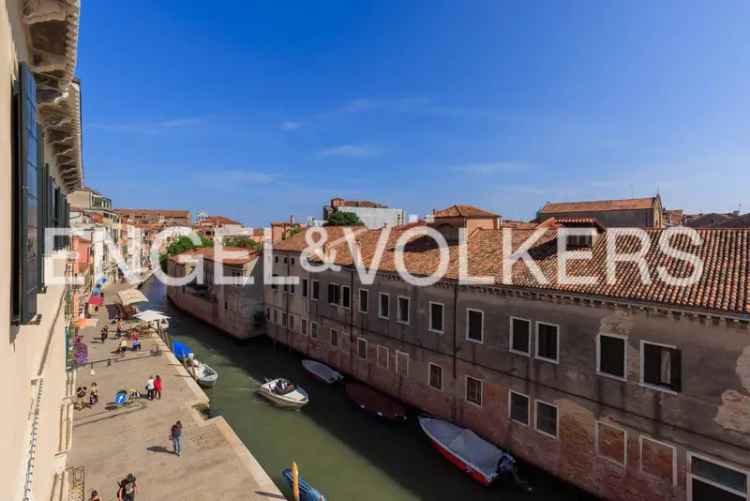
145,376,155,400
89,382,99,406
76,386,87,410
100,327,108,343
170,421,183,457
119,338,128,354
154,374,162,400
89,489,102,501
132,332,141,351
117,473,137,501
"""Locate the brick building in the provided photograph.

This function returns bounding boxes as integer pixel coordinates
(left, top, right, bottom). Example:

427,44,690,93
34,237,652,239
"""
538,196,665,228
264,206,750,501
114,208,192,226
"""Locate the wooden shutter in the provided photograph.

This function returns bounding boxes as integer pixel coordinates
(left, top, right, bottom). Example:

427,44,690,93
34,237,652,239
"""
37,127,46,290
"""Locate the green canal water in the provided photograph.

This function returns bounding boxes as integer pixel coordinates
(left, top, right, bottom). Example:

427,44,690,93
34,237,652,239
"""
142,279,591,501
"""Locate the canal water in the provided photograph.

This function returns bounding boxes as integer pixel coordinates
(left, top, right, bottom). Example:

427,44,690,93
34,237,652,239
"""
141,279,591,501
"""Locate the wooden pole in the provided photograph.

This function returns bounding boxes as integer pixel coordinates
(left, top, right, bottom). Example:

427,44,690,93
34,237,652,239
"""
291,461,300,501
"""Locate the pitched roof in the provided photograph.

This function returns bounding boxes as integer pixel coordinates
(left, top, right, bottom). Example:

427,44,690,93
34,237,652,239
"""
197,215,242,226
433,204,499,218
540,197,658,214
282,225,750,315
115,208,191,218
712,213,750,229
171,246,258,266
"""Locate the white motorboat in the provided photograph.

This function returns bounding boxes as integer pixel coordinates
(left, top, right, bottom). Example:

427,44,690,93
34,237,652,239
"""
257,378,309,409
194,363,218,388
302,359,343,384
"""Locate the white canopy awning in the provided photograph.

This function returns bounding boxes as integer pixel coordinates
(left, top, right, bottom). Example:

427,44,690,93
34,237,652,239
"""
134,310,170,322
118,289,149,306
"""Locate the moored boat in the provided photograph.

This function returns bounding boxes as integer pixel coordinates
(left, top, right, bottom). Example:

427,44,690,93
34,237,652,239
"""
171,340,193,361
344,381,407,421
258,378,309,408
281,468,325,501
418,416,520,487
194,363,218,387
302,359,343,384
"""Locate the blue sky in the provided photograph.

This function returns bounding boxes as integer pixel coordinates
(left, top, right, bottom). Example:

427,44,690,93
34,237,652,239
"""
78,1,750,226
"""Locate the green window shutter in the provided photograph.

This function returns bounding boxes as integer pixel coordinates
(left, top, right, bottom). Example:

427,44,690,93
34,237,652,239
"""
16,62,39,323
37,127,46,290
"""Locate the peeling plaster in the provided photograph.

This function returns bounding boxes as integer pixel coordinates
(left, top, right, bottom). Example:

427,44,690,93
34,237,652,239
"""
715,346,750,433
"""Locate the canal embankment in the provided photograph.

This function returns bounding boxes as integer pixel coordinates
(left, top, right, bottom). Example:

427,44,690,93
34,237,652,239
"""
65,282,283,501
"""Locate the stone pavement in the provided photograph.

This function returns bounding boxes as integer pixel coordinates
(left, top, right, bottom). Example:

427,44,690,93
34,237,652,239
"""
66,283,285,501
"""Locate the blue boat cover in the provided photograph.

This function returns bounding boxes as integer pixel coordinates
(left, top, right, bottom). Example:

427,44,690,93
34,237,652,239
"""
282,468,324,501
171,341,193,361
114,390,128,406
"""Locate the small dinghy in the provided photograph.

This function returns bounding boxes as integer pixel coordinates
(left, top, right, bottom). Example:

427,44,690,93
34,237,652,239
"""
345,381,407,421
282,468,325,501
171,341,193,361
302,360,343,384
419,416,525,487
258,378,309,409
194,363,218,388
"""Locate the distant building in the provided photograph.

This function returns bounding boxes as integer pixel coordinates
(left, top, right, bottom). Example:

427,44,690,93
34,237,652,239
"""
194,214,246,239
323,197,405,229
537,196,664,228
114,208,192,226
683,211,750,228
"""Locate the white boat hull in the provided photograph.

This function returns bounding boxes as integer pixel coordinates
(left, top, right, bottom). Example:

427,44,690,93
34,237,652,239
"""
258,379,309,408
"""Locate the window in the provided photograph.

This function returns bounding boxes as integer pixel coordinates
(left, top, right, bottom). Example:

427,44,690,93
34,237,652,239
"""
328,283,341,305
466,309,484,343
377,345,389,369
289,315,295,332
689,453,747,501
357,338,368,359
312,280,320,300
359,289,369,313
301,318,308,336
302,279,308,297
640,437,676,485
598,334,627,380
535,400,558,438
341,285,351,308
224,301,228,310
536,322,559,363
330,329,339,347
291,258,295,265
273,310,278,324
311,321,319,338
641,341,681,392
396,351,409,377
290,283,295,294
274,256,279,263
265,308,270,320
282,313,287,327
397,296,410,324
379,293,390,319
428,363,443,390
283,257,288,264
509,391,530,425
12,63,45,324
465,376,483,406
596,421,627,466
510,317,531,355
271,274,278,290
429,302,444,333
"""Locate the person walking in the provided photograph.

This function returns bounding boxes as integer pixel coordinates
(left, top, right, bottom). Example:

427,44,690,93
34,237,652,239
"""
89,382,99,406
89,489,102,501
119,337,128,355
145,376,155,400
76,386,87,410
117,473,137,501
132,332,141,351
170,421,183,457
154,375,162,400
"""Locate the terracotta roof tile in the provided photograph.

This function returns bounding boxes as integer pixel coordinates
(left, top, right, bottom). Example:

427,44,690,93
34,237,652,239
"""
172,246,258,266
433,204,499,218
540,197,658,213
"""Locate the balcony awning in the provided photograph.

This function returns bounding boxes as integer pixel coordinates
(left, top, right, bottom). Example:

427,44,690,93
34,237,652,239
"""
134,310,169,323
117,289,148,306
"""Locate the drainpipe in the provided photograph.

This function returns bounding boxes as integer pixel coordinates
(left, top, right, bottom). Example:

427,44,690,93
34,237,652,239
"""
452,281,459,379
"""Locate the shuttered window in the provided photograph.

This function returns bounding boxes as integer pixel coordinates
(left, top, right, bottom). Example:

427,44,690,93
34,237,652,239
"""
12,63,42,324
643,342,682,392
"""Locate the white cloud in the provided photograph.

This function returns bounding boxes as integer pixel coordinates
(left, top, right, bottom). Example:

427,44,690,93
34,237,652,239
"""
280,121,302,131
319,145,377,158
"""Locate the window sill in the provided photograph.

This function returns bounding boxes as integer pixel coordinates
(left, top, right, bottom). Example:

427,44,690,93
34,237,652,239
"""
597,371,627,383
639,382,679,395
465,336,484,345
509,348,531,357
428,329,444,335
535,355,559,365
535,429,559,440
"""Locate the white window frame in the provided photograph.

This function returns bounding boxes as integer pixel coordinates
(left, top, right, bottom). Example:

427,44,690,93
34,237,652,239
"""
341,285,351,309
639,340,679,395
397,295,411,325
639,436,677,487
328,282,341,306
357,337,368,360
395,350,409,377
509,316,531,356
595,420,628,467
428,301,444,334
358,288,369,314
534,399,559,439
535,321,560,364
311,279,320,301
310,321,319,338
508,390,530,426
597,333,628,382
464,375,483,407
301,318,308,336
427,362,443,391
465,308,484,344
378,293,390,319
687,451,749,500
330,328,338,347
377,345,389,369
